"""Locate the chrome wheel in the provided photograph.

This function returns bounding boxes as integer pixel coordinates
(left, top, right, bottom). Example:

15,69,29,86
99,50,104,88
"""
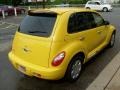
65,55,83,82
71,60,82,79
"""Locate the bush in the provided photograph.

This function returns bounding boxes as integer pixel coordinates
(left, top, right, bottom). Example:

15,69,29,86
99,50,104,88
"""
70,0,89,4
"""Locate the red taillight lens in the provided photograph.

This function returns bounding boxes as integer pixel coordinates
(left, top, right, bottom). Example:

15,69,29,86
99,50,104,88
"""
52,52,65,66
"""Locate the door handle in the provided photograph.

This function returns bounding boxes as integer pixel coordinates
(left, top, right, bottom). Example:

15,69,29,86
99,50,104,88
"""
97,31,102,34
80,37,85,41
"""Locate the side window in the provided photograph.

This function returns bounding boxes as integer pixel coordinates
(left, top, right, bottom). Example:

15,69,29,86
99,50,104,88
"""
95,2,100,5
88,2,93,4
85,12,96,29
68,13,87,33
93,13,104,27
68,12,96,34
88,2,96,5
68,13,77,33
76,13,88,31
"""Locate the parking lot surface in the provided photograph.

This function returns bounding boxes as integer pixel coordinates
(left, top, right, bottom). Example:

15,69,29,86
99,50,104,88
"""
0,8,120,90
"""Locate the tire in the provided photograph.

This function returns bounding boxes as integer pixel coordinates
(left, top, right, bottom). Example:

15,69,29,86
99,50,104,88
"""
108,32,115,48
65,54,84,82
103,7,108,12
86,7,90,9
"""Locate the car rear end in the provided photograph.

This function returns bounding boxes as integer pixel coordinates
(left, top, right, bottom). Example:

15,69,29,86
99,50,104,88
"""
8,10,66,80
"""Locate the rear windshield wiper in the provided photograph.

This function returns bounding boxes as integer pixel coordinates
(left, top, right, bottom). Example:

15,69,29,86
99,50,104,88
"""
28,31,47,33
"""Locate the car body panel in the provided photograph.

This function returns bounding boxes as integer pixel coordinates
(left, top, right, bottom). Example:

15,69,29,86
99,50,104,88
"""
8,8,116,80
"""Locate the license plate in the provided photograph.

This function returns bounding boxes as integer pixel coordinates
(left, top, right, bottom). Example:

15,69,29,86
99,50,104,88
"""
18,65,26,73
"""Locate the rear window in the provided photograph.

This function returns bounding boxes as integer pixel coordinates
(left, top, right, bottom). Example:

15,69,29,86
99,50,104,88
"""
18,13,57,37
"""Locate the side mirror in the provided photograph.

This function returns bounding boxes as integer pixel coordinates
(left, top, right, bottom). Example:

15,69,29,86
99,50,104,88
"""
104,21,110,25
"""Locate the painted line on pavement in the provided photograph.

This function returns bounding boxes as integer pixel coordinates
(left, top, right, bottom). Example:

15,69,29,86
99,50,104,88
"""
0,21,19,26
0,22,18,30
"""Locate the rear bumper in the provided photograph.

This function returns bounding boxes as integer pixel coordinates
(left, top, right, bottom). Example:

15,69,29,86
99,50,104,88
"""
8,52,65,80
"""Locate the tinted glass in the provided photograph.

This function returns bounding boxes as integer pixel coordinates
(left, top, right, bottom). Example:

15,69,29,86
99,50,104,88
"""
68,12,96,33
96,2,100,5
85,12,96,29
88,2,96,4
93,13,104,27
68,14,76,33
18,14,57,37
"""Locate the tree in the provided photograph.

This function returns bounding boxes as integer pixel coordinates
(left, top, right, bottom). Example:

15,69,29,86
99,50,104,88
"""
12,0,22,6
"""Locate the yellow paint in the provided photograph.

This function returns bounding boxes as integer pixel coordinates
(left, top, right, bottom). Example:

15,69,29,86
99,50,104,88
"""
8,8,116,80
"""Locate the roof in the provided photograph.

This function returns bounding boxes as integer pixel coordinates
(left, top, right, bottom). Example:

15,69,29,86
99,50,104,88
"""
29,7,95,15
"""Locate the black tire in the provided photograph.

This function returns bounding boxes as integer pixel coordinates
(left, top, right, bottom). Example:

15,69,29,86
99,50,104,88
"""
65,54,84,82
103,7,108,12
86,7,90,9
108,32,115,48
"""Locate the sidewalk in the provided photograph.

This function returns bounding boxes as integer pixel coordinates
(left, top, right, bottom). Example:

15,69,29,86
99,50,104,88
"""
87,51,120,90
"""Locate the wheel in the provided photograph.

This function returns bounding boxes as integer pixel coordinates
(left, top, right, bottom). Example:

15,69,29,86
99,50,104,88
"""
86,7,90,9
108,32,115,48
65,54,84,82
103,7,108,12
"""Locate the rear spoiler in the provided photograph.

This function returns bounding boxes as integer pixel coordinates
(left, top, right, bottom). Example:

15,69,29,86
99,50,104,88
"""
28,10,57,17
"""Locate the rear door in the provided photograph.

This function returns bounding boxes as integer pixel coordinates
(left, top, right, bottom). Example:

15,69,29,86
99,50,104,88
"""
66,12,101,56
92,12,108,46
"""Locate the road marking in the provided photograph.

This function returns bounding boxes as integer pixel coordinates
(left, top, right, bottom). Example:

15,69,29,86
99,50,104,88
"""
0,25,17,30
0,22,18,30
0,21,19,26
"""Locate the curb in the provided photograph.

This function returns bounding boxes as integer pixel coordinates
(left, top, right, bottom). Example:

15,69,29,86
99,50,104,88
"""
86,51,120,90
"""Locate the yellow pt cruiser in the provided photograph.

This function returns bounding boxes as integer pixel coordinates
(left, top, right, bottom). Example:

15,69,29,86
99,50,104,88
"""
8,8,116,82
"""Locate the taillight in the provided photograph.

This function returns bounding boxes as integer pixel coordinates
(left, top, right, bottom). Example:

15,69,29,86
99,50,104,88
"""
52,51,65,66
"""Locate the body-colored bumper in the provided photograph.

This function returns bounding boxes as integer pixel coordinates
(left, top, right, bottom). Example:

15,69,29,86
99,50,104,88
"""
8,52,65,80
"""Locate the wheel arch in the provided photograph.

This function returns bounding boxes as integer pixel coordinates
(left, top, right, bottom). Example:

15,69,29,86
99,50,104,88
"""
106,26,116,45
71,52,85,64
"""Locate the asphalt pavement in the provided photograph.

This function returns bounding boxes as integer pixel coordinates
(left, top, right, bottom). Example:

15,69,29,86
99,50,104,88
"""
0,8,120,90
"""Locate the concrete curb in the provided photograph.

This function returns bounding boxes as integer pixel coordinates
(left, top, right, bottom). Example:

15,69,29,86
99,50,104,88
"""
86,51,120,90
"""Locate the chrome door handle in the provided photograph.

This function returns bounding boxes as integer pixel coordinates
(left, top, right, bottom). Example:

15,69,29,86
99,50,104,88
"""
97,31,102,34
80,37,85,41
